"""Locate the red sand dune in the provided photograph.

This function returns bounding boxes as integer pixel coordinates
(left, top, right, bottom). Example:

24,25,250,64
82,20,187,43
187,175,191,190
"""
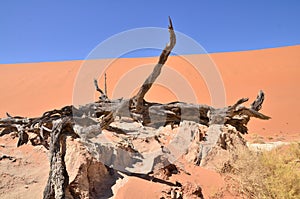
0,45,300,140
1,45,300,198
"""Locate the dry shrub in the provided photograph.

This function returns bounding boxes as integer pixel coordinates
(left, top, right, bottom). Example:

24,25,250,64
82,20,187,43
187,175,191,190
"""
219,143,300,199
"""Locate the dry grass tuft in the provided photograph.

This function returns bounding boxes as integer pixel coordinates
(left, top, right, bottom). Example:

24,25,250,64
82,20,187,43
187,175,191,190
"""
218,142,300,199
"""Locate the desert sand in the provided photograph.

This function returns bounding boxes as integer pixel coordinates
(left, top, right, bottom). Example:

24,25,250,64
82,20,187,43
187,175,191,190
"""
0,45,300,198
1,45,299,138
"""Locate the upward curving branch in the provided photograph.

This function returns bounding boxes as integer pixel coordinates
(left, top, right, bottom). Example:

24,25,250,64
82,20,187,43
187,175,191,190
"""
94,79,108,101
133,17,176,112
250,90,264,111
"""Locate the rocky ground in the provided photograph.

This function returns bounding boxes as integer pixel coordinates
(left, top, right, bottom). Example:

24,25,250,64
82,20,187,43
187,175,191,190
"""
1,117,281,199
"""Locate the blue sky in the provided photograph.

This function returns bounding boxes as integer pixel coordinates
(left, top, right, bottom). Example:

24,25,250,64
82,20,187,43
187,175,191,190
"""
1,0,300,64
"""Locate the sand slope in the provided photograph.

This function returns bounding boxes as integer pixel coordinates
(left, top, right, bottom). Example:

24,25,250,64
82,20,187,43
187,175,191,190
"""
0,45,299,139
1,45,299,198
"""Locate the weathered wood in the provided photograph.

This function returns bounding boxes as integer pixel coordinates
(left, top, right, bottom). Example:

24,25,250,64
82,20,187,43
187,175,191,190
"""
16,125,29,147
43,118,70,199
104,72,108,97
94,79,109,101
251,90,264,111
132,16,176,112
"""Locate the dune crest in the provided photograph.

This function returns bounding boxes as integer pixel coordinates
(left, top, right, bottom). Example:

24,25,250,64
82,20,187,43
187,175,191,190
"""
1,45,300,138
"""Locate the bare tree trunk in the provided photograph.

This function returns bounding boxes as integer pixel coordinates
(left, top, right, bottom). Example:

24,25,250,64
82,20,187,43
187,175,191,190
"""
104,72,108,97
43,118,70,199
132,17,176,112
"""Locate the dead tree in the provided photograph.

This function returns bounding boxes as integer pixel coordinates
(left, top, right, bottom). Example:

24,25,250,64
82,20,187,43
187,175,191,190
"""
104,72,108,97
43,118,70,199
0,18,270,199
132,16,176,112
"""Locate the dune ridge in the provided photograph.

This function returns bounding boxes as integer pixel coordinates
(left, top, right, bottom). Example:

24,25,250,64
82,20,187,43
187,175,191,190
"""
0,45,299,139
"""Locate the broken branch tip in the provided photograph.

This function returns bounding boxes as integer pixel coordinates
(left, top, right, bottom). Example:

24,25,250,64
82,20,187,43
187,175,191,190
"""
168,16,173,30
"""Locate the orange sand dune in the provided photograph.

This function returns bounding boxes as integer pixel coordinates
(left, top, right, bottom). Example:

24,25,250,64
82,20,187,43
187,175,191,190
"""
0,45,300,139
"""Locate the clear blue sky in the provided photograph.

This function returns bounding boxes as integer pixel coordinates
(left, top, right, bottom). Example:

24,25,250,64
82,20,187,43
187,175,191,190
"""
1,0,300,64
